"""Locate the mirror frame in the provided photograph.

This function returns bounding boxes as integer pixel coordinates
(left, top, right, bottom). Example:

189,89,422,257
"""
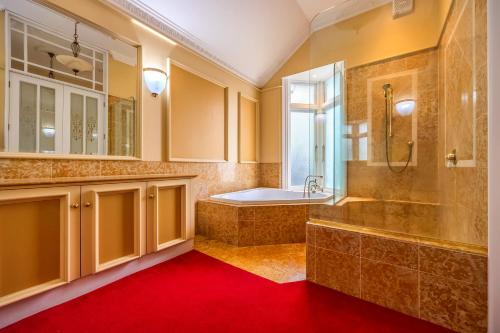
0,0,143,161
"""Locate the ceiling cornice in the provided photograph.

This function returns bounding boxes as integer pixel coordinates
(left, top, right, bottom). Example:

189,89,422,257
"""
104,0,260,87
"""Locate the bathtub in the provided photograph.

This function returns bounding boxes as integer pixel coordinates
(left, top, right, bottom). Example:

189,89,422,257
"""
210,187,333,205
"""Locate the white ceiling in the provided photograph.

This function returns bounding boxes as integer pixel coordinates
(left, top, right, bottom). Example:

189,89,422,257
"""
115,0,392,87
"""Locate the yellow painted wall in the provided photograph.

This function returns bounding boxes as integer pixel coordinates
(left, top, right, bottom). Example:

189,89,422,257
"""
43,0,260,162
260,87,281,163
0,11,5,151
108,55,137,100
260,0,452,162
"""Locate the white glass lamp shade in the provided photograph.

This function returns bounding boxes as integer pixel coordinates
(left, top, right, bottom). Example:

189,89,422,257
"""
395,99,416,116
143,68,167,97
56,55,93,73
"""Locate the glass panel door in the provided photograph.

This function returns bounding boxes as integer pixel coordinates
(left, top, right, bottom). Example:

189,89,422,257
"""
9,73,63,153
64,87,105,155
86,96,99,155
69,93,84,154
39,86,56,153
18,81,37,153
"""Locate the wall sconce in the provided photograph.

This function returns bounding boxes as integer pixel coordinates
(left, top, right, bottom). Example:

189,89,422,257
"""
395,99,416,116
143,68,167,97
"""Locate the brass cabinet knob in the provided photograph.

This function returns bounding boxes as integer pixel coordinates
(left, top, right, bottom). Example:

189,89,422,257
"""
70,203,80,209
148,193,155,199
84,202,92,207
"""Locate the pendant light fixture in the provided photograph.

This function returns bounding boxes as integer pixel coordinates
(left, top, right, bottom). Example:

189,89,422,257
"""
56,21,93,76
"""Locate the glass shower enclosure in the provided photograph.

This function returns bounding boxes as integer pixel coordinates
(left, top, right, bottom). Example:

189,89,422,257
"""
283,62,346,201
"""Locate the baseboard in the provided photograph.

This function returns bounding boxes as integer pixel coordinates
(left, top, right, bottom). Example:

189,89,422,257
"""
0,239,194,329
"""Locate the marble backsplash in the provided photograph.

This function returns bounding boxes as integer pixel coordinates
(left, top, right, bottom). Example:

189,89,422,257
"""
0,158,260,202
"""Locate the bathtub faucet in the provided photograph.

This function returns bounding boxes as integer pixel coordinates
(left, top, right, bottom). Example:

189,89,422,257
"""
303,175,323,198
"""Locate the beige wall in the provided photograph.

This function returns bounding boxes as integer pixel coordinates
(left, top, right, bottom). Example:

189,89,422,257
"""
108,55,137,100
260,87,281,163
42,0,260,162
0,11,5,151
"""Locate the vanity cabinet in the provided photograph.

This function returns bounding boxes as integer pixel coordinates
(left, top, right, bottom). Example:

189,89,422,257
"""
0,175,194,307
146,179,193,253
81,182,147,276
0,186,81,306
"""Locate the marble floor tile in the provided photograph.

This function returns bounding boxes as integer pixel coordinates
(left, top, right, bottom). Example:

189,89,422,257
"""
194,235,306,283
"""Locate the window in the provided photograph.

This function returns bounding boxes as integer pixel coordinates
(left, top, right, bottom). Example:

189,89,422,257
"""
284,62,346,200
290,83,316,105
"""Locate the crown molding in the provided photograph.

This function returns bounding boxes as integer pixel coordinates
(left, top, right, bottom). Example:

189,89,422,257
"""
104,0,259,87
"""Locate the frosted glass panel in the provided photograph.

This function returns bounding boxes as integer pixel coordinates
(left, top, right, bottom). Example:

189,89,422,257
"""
290,84,316,104
290,111,314,186
39,87,56,153
86,97,99,155
19,82,37,153
333,63,346,199
70,93,84,154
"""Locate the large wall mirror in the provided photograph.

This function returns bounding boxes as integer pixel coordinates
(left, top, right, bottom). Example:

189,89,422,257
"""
0,0,140,158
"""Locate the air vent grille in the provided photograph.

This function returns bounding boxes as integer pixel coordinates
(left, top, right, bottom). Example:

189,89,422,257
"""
393,0,414,18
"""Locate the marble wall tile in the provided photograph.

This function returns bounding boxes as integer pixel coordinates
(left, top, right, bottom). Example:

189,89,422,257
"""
52,160,101,178
420,272,487,333
306,245,316,282
315,225,360,255
315,247,360,297
0,159,52,179
361,259,419,317
360,235,418,270
258,163,281,188
345,50,440,204
237,219,255,247
254,219,284,245
419,245,488,285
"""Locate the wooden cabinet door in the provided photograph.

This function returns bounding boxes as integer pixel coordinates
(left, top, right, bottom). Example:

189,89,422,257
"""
81,182,146,275
0,186,80,306
146,179,193,253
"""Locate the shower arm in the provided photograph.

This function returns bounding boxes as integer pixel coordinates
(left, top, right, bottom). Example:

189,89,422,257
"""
383,83,414,173
384,84,393,137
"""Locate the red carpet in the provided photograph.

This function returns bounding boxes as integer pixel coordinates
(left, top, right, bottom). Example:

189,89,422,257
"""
2,251,453,333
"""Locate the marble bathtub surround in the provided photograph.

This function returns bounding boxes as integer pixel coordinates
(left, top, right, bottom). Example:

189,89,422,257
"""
307,220,487,333
194,235,305,283
197,200,309,246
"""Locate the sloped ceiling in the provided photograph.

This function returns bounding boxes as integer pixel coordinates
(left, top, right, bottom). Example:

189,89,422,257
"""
108,0,391,87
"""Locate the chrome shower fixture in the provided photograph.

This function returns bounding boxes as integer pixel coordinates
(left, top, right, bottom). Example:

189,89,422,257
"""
383,84,394,137
383,83,414,173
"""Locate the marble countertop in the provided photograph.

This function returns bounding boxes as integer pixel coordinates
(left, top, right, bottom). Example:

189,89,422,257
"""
0,174,197,188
